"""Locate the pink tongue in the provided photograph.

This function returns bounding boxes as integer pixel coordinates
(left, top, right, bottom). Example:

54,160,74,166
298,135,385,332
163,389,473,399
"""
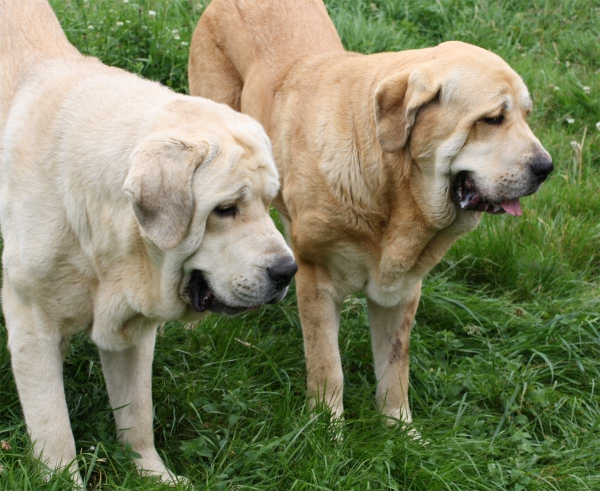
500,198,523,217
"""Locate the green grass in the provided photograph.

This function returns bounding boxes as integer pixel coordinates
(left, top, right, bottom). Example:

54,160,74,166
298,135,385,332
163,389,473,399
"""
1,0,599,489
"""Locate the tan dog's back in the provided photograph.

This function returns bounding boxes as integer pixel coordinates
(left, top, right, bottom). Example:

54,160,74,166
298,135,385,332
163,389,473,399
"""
189,0,343,120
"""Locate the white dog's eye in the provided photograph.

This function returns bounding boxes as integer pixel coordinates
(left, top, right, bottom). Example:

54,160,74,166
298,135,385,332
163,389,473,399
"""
480,115,505,126
213,204,238,218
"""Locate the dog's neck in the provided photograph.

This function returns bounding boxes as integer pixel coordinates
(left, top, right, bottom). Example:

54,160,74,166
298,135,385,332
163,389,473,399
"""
333,72,458,236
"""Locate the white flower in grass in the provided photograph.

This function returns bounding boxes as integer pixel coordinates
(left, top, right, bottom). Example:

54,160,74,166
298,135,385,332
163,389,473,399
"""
583,86,590,94
174,33,181,40
172,29,179,34
141,25,148,30
116,21,124,27
88,25,94,30
181,41,189,47
566,117,575,124
553,85,560,91
126,20,131,24
596,121,600,131
123,0,129,3
148,10,156,17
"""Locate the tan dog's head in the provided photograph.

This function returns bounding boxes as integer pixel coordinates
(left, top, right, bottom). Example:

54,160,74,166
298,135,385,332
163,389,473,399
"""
124,98,296,316
375,41,552,220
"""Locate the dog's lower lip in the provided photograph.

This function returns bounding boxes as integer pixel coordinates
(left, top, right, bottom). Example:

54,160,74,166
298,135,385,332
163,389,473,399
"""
187,272,286,315
452,172,505,215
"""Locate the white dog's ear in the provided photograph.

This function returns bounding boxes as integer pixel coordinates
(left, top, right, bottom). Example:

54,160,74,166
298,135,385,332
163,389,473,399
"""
374,69,441,153
124,136,216,250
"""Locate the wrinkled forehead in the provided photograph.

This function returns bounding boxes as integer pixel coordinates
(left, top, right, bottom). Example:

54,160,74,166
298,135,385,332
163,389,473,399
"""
210,141,280,201
443,66,532,112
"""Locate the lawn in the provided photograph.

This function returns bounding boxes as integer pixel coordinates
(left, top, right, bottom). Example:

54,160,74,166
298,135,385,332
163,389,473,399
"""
0,0,599,489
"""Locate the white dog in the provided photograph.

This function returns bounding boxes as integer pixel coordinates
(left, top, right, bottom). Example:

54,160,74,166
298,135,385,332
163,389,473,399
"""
0,0,296,484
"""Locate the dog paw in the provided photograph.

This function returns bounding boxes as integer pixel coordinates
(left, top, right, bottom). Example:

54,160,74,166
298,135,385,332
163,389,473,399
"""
39,461,84,489
328,417,345,443
399,424,430,445
380,412,429,444
143,472,193,489
165,474,193,489
138,462,191,488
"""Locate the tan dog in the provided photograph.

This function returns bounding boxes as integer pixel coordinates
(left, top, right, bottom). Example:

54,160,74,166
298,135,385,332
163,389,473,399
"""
0,0,297,484
189,0,552,428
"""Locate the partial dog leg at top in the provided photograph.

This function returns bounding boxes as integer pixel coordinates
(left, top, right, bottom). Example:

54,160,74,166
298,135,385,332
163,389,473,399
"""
4,288,82,485
188,13,243,111
98,325,179,483
295,261,344,420
367,282,422,430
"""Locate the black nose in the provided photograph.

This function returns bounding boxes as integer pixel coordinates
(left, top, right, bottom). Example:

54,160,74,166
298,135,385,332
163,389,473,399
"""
267,256,298,288
530,154,554,182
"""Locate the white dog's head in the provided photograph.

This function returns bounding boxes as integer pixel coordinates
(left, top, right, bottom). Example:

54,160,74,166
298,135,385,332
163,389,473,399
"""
124,98,296,317
374,41,552,221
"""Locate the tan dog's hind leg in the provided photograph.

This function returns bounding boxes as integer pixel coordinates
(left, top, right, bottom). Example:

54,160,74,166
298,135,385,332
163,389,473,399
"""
367,282,421,428
99,326,180,484
296,262,344,420
189,15,243,110
4,290,82,484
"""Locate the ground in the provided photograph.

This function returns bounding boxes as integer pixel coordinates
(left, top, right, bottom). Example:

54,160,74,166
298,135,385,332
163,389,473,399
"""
0,0,599,490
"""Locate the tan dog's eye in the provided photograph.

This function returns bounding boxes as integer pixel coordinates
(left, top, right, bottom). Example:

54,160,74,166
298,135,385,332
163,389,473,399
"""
480,115,505,126
213,204,238,218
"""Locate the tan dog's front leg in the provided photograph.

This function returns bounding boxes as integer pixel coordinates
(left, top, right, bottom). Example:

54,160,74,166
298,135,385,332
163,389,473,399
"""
367,282,421,425
99,325,179,483
296,262,344,419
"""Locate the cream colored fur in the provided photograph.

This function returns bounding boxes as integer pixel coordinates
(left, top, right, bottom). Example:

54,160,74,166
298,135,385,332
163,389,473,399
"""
0,0,294,484
189,0,552,429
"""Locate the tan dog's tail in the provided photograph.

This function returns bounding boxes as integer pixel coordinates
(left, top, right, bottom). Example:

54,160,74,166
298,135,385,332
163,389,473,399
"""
189,0,343,113
0,0,78,128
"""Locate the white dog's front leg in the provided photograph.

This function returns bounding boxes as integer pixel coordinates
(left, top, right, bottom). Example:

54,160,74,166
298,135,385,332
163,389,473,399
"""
6,302,81,483
367,282,422,426
98,325,178,483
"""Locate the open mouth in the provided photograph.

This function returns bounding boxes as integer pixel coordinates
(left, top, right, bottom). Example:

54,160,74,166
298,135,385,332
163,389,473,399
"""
187,270,215,312
186,270,261,316
452,172,522,216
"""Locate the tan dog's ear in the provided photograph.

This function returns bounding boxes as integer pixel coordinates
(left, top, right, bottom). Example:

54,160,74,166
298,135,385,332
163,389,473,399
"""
124,136,216,250
374,69,440,153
